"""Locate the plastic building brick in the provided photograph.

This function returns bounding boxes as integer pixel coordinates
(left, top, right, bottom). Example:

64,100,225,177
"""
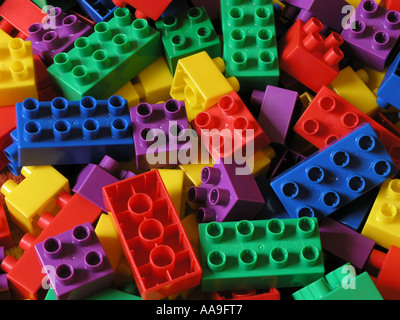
102,169,202,300
328,66,379,116
361,178,400,249
340,0,400,72
0,192,103,300
0,29,12,42
292,263,383,300
169,51,240,122
73,155,135,211
252,85,299,145
220,0,279,92
0,0,47,39
26,7,94,66
248,146,277,177
293,86,400,170
130,99,192,171
191,92,271,160
0,247,9,293
158,169,185,219
156,6,221,75
0,201,13,249
47,7,162,100
187,160,265,222
77,0,117,22
199,217,324,292
212,288,280,300
269,147,306,179
34,222,115,300
0,165,70,237
0,105,16,171
376,51,400,110
271,123,398,220
5,95,133,174
365,246,400,300
278,17,344,93
319,217,375,270
385,0,400,11
0,38,39,107
112,0,173,21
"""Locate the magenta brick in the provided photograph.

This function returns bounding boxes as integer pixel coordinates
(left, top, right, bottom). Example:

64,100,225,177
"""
34,222,115,300
72,155,135,211
26,7,93,65
130,99,192,171
340,0,400,71
187,160,265,222
252,85,299,145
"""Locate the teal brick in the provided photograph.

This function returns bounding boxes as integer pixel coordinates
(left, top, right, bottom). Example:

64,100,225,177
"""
220,0,279,92
199,217,324,292
292,263,383,300
47,7,162,100
155,6,221,75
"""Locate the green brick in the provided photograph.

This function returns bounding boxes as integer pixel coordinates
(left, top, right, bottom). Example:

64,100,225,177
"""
292,263,384,300
199,217,324,292
220,0,279,92
155,6,221,75
47,7,162,100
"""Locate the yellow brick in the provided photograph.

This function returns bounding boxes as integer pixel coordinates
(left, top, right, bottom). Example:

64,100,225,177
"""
0,166,70,236
361,178,400,249
158,168,185,218
114,82,140,108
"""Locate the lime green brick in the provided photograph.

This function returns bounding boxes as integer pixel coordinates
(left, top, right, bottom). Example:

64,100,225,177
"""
47,7,162,100
199,217,324,292
220,0,280,92
155,6,221,75
292,263,383,300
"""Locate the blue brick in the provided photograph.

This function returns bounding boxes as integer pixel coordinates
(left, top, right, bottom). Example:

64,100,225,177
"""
76,0,117,22
4,96,133,176
270,123,398,220
376,52,400,110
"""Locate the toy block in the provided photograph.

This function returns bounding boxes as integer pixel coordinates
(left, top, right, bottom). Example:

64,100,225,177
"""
328,66,379,115
187,160,265,222
252,85,299,145
102,170,202,300
278,17,344,93
112,0,173,21
4,96,133,175
199,217,324,292
269,147,306,179
220,0,280,92
361,178,400,249
292,263,383,300
212,288,280,300
76,0,117,22
249,145,276,177
169,51,240,122
271,123,398,221
158,169,185,219
0,38,39,107
130,99,192,171
293,86,400,170
0,29,12,42
26,7,94,66
0,165,70,237
385,0,400,11
0,105,16,171
362,65,386,95
0,0,47,39
156,6,221,75
0,202,13,249
47,7,162,100
73,155,135,212
191,92,271,161
376,51,400,110
0,247,9,294
340,0,400,72
0,192,103,300
34,222,115,300
365,246,400,300
319,217,375,270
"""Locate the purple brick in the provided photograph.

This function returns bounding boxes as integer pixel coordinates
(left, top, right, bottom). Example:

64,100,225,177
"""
252,85,299,145
34,222,115,300
72,155,135,211
26,7,93,65
319,217,375,270
130,99,192,171
187,160,265,222
340,0,400,71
